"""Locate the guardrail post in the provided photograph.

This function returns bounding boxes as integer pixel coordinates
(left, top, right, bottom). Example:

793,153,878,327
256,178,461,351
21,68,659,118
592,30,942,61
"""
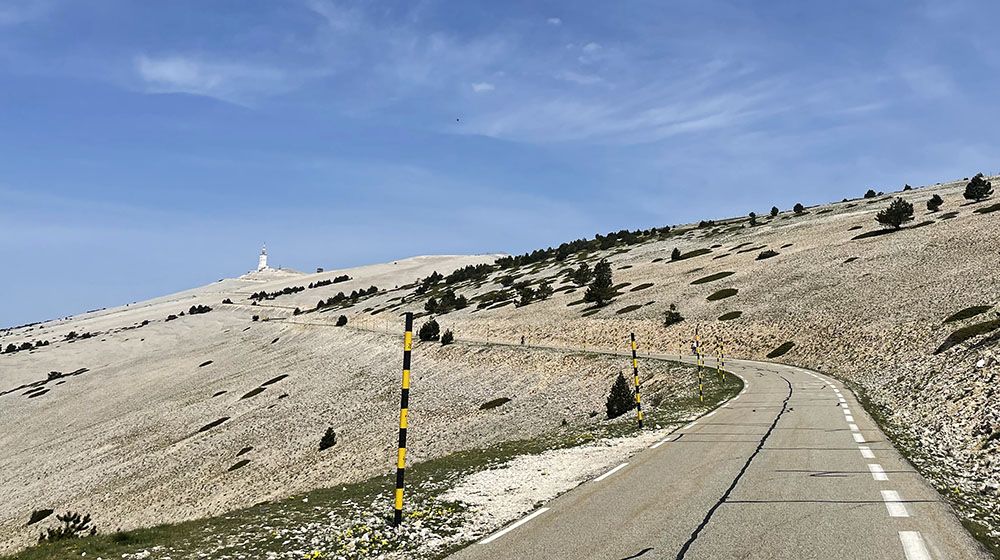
392,312,413,527
630,333,643,428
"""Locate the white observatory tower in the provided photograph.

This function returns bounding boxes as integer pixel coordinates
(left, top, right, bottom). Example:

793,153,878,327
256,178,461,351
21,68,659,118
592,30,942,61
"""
257,244,269,272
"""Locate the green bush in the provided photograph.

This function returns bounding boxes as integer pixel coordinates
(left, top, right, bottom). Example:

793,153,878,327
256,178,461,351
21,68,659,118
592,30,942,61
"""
793,203,805,214
441,329,454,345
927,194,943,212
571,263,593,286
875,197,914,229
419,318,440,341
605,372,635,420
964,173,994,202
584,259,615,307
864,189,877,199
319,427,337,451
770,206,779,217
38,512,96,543
663,304,684,326
336,315,348,327
536,280,554,300
671,247,681,261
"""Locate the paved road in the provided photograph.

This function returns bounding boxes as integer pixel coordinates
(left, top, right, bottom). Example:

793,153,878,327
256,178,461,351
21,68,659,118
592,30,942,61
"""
449,355,990,560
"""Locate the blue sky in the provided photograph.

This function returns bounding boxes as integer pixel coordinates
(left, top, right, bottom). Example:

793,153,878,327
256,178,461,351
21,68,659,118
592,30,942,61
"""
2,0,998,327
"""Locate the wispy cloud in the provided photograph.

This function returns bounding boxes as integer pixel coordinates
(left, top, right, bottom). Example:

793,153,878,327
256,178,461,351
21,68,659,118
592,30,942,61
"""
471,81,495,93
134,55,291,105
547,17,562,26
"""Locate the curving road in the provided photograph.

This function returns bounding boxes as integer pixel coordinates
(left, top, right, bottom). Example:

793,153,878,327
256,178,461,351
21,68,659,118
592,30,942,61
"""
448,355,990,560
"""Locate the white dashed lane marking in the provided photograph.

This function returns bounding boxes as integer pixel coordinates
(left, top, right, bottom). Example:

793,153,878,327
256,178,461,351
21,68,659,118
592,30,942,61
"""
859,446,876,459
881,490,910,517
593,463,629,482
479,508,550,545
899,531,932,560
849,423,860,432
868,463,888,481
853,433,866,443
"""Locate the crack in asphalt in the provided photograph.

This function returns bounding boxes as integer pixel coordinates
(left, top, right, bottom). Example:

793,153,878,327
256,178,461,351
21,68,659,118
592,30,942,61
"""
674,374,794,560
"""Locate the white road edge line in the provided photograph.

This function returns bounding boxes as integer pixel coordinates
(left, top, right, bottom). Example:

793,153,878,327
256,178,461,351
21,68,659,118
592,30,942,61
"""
859,446,875,459
594,462,629,482
869,463,888,481
899,531,932,560
684,421,698,429
881,490,909,517
853,433,866,443
479,507,551,544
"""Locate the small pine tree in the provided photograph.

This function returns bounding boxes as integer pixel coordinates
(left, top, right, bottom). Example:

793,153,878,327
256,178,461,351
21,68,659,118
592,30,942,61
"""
903,184,913,191
748,212,757,226
964,173,994,202
319,428,337,451
571,263,592,286
38,512,96,543
864,189,877,199
671,247,681,261
926,194,943,212
875,197,914,229
441,329,454,345
793,203,805,214
536,280,554,300
419,318,440,341
663,304,684,326
770,206,779,217
335,315,348,326
584,259,615,307
424,297,438,313
606,372,635,420
517,285,535,307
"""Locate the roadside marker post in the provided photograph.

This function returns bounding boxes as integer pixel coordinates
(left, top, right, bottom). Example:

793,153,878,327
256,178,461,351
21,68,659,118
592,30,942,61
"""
392,312,413,527
696,327,704,403
630,333,643,428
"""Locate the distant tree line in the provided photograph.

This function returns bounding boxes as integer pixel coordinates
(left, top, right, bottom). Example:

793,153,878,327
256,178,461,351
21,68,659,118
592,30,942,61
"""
425,288,470,313
250,285,306,301
316,286,379,310
3,339,50,354
308,275,350,289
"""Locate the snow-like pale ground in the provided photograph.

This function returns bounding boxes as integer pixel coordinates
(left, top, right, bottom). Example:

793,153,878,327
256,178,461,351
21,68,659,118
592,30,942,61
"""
2,177,1000,554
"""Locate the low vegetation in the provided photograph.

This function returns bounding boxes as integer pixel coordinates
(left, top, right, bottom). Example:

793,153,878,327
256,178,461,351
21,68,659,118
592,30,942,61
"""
663,304,684,326
419,319,441,341
927,194,944,212
440,330,454,345
583,260,615,307
605,372,634,420
964,173,994,202
37,512,97,543
875,198,915,229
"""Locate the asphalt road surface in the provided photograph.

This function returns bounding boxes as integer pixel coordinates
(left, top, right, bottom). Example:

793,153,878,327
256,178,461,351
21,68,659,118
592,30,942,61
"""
449,355,990,560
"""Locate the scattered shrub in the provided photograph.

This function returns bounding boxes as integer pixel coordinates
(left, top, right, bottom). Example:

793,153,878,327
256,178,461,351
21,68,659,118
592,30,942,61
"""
189,305,212,315
926,195,943,212
571,263,593,286
38,512,96,543
964,173,994,202
756,250,779,260
584,259,615,307
319,427,337,450
252,315,260,322
875,197,914,229
793,203,805,214
419,318,440,341
864,189,877,199
165,314,178,322
222,298,233,304
663,304,684,326
770,206,779,217
536,280,554,300
671,248,681,261
441,329,454,345
748,212,757,226
293,307,301,315
336,315,348,327
606,372,635,420
903,184,913,191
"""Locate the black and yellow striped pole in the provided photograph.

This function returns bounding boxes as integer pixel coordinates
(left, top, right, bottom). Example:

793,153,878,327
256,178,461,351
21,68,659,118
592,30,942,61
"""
392,312,413,527
717,341,726,383
630,333,643,428
696,327,704,403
